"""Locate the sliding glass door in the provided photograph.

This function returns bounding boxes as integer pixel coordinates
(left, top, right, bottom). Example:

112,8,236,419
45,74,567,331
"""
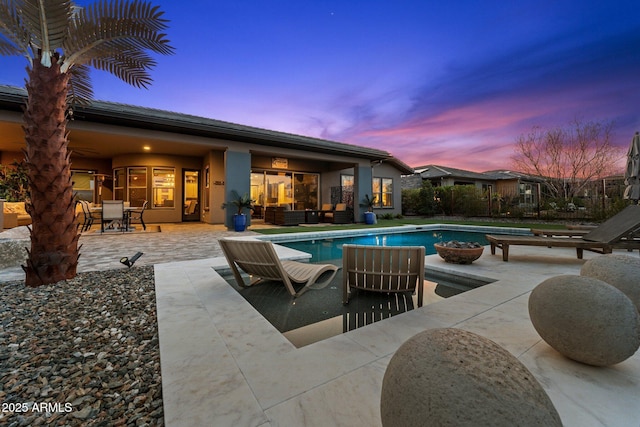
251,171,319,216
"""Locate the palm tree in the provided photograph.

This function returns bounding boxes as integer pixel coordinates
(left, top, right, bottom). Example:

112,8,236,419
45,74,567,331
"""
0,0,173,286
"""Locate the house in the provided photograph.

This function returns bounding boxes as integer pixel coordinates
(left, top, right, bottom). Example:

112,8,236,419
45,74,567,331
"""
409,165,496,191
0,85,413,228
404,164,544,209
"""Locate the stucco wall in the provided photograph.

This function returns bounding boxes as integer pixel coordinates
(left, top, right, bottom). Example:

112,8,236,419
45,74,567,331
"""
112,153,202,223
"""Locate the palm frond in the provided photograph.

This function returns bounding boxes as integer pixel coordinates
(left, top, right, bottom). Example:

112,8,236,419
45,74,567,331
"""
0,35,21,55
0,0,31,58
63,0,173,71
2,0,173,94
90,51,156,88
20,0,72,65
61,0,173,89
67,63,93,105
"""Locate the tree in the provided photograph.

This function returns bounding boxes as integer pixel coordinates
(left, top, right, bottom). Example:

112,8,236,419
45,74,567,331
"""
0,160,30,201
416,180,437,216
0,0,173,286
512,119,623,201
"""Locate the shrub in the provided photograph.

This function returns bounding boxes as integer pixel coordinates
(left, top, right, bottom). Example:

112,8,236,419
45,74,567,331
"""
0,161,29,202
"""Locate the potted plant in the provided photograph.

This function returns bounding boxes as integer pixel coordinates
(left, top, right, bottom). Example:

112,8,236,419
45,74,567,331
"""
222,192,254,232
360,194,377,225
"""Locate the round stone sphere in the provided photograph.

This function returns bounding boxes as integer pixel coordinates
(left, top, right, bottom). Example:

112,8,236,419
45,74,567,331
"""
581,254,640,311
380,328,562,427
529,275,640,366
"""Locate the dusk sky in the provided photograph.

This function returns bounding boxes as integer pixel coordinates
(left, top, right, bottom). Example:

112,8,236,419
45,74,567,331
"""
1,0,639,172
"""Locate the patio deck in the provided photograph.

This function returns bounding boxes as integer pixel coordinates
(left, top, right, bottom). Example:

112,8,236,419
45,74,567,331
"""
1,223,638,426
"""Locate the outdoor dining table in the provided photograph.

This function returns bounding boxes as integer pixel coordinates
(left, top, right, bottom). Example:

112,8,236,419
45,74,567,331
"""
90,204,141,232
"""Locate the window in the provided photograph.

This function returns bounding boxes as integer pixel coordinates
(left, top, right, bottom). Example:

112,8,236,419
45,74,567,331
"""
113,168,125,201
341,175,354,189
340,174,354,207
203,165,210,210
128,167,147,207
265,172,292,208
373,177,393,207
71,170,95,202
293,173,319,210
152,168,175,208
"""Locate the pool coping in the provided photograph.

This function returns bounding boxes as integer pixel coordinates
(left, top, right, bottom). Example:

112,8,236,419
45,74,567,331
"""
256,223,532,243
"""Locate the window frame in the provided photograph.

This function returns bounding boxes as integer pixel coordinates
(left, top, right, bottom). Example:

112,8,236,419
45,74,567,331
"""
151,167,175,209
372,177,394,208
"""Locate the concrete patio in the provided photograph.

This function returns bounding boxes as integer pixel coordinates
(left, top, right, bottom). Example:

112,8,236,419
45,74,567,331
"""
1,223,638,426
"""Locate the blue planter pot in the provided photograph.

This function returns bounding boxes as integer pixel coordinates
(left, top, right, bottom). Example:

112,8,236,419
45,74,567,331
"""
364,211,376,225
234,213,247,232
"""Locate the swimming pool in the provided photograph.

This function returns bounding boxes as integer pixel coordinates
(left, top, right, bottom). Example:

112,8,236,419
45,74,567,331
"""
274,225,521,263
224,225,523,347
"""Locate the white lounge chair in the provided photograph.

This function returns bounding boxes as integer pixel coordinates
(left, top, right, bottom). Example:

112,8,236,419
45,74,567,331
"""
219,238,338,298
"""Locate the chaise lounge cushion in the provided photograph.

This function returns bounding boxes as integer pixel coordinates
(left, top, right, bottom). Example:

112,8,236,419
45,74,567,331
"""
2,201,32,229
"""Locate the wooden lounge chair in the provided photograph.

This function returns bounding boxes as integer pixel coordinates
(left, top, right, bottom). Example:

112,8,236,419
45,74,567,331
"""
487,205,640,261
530,229,589,238
219,238,338,298
342,244,425,307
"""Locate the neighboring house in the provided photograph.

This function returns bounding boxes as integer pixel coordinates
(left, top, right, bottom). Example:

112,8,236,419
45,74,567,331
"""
483,170,545,207
409,165,495,191
0,85,413,228
403,164,544,207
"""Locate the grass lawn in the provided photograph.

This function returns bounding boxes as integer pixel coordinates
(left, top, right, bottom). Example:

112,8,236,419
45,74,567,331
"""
252,216,574,235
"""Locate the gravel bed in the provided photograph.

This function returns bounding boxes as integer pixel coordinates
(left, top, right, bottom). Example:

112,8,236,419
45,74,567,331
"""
0,266,162,426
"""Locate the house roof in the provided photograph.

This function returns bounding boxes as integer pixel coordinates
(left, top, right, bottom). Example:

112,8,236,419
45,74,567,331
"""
482,170,545,182
0,85,414,174
413,164,492,181
411,164,544,183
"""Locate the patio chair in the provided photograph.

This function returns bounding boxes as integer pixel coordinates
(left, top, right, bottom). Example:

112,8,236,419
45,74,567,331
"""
486,205,640,261
129,200,148,230
219,238,339,298
78,200,97,232
342,244,425,307
101,200,125,232
323,203,352,224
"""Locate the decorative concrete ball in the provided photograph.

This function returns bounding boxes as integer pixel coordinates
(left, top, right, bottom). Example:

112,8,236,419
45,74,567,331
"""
529,275,640,366
380,328,562,427
581,254,640,312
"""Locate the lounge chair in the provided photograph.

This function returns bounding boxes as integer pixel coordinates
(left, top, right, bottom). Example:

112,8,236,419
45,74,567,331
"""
342,244,425,307
530,229,590,238
486,205,640,261
219,238,338,297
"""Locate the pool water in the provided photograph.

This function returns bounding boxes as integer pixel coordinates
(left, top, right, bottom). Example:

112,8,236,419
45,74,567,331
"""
278,230,490,263
223,229,495,347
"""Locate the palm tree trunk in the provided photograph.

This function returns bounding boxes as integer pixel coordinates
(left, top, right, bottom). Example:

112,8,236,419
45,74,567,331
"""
22,57,80,287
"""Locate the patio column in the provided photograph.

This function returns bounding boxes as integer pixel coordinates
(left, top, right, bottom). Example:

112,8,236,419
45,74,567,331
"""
224,150,251,230
354,164,373,223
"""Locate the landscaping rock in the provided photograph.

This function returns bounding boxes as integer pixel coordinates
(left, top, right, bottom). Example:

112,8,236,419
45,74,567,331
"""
380,328,562,427
581,254,640,311
0,267,163,426
529,274,640,366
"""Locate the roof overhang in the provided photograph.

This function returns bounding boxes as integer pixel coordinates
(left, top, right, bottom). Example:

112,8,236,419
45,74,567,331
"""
0,85,414,174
